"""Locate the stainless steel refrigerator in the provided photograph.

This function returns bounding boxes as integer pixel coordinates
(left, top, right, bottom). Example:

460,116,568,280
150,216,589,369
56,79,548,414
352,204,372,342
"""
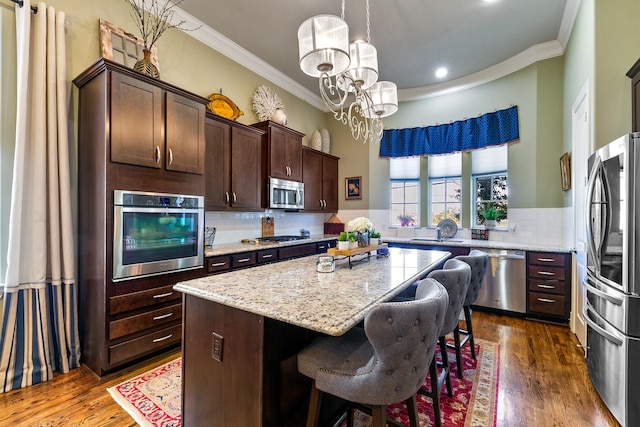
584,132,640,427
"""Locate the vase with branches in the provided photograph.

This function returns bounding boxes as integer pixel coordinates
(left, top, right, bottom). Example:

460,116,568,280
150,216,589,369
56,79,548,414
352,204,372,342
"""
124,0,198,77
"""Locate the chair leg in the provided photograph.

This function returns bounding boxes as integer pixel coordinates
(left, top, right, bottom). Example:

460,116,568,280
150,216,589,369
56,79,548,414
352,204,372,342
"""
453,326,464,379
464,305,477,359
406,395,419,427
438,336,452,397
371,405,386,427
306,382,322,427
428,358,442,427
346,404,353,427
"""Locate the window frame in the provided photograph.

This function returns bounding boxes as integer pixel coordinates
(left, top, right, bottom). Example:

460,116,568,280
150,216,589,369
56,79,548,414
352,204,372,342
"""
428,175,462,227
472,171,508,227
390,179,420,227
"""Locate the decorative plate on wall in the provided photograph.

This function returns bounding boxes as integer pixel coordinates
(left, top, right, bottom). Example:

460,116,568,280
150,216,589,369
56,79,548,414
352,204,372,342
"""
207,93,244,121
437,218,458,238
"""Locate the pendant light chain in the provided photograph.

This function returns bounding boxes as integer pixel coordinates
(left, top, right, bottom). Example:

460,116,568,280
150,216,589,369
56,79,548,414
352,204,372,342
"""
341,0,346,20
366,0,371,43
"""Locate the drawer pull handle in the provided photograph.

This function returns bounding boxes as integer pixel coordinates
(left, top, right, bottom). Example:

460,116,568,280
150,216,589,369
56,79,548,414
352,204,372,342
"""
262,254,273,259
153,313,174,321
537,298,556,303
537,271,556,276
153,292,173,299
536,284,555,289
168,148,174,165
210,262,227,267
237,258,251,263
537,258,555,262
153,334,173,343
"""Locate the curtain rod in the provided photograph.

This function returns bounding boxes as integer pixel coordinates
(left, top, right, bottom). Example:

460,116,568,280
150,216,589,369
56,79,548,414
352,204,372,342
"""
10,0,38,13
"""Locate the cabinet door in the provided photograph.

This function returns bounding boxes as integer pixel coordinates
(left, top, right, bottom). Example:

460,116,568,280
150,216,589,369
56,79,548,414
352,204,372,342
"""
165,92,205,174
270,126,302,181
205,118,231,210
322,155,339,212
230,126,263,209
111,72,163,169
303,148,324,211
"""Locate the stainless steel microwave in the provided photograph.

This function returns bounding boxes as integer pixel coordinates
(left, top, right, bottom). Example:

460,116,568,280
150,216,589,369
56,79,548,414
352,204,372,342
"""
268,177,304,209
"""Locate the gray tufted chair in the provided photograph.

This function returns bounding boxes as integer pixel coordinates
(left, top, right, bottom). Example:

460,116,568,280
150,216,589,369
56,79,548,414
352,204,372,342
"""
454,250,489,359
297,279,449,427
429,259,471,379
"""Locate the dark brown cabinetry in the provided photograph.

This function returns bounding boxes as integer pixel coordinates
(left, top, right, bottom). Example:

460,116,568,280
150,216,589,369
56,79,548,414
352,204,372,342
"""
110,69,205,174
73,59,208,375
205,114,265,210
302,147,339,212
252,120,304,182
627,58,640,132
526,251,571,322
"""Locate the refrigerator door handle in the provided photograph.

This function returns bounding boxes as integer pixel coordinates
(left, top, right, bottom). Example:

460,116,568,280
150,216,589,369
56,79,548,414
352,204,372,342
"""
584,274,624,306
583,304,624,346
586,155,601,266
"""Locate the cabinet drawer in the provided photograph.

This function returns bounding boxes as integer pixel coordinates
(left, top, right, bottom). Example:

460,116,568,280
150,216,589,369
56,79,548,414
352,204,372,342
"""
528,252,566,267
257,248,278,264
110,285,180,315
109,324,181,365
528,278,566,295
207,255,231,273
528,292,566,317
278,243,316,260
528,265,566,280
232,252,257,268
110,303,182,340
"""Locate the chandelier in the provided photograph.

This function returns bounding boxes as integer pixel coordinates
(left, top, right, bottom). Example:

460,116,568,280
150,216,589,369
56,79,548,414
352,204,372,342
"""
297,0,398,143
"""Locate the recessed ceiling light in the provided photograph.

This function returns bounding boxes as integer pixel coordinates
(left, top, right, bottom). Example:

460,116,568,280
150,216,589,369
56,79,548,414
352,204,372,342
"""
435,67,448,78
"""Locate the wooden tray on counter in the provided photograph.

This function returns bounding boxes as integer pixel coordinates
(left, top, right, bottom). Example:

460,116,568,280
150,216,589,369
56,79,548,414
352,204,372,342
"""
327,243,388,257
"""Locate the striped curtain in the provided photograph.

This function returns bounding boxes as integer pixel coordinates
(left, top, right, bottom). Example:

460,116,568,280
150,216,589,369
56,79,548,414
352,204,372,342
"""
0,0,80,392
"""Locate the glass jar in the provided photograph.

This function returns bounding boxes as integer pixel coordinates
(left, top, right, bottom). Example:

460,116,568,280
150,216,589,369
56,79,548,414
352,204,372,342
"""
316,255,335,273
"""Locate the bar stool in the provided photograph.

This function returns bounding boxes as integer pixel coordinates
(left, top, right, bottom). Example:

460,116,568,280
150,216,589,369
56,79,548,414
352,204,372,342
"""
417,258,471,427
454,250,489,359
297,279,449,427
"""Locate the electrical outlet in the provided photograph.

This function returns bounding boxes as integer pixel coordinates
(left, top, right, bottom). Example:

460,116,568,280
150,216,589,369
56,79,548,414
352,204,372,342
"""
212,332,224,362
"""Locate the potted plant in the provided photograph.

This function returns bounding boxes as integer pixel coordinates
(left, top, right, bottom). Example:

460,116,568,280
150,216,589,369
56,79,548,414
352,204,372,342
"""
397,214,415,227
369,229,381,246
479,203,506,229
337,231,350,250
348,232,358,249
347,217,373,247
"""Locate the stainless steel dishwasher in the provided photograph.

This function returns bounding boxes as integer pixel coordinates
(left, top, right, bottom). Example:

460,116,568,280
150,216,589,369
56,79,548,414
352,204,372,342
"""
472,248,526,313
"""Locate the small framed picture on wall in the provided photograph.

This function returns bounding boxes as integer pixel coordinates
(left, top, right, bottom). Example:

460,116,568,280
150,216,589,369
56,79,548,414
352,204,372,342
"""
560,152,571,191
345,176,362,200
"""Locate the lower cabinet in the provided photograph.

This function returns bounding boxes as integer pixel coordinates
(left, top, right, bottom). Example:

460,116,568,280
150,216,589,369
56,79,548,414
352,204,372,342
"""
526,251,571,322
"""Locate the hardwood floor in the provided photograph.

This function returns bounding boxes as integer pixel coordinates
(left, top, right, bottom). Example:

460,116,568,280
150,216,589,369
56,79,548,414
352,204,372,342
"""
0,312,620,427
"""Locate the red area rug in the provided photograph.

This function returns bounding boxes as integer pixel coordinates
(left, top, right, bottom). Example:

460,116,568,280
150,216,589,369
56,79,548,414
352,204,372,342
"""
108,338,499,427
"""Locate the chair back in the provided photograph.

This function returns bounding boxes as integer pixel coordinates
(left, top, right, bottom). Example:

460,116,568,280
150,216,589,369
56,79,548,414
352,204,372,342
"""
455,250,489,306
355,279,449,405
426,258,471,336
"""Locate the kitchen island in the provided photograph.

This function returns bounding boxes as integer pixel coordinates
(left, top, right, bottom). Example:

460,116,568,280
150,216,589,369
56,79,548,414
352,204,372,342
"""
174,247,450,426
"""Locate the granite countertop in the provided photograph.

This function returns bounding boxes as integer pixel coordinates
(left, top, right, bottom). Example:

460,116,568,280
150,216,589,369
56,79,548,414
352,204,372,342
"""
175,247,450,336
383,236,573,253
204,235,337,257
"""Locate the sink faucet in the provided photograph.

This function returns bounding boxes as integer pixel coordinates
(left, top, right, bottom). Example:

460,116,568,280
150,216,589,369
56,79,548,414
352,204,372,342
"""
436,226,442,241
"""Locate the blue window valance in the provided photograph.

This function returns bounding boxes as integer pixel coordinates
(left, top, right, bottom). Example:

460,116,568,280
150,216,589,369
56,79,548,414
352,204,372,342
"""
379,105,520,158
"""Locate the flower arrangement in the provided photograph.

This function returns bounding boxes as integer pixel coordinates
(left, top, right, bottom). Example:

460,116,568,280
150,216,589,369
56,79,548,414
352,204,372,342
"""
397,214,415,227
347,217,373,233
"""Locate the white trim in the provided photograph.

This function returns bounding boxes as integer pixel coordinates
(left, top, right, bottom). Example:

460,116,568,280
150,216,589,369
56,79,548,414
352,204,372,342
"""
171,0,580,107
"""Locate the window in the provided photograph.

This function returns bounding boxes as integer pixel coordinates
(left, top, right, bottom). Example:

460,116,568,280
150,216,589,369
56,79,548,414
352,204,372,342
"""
472,146,508,226
390,157,420,226
428,153,461,226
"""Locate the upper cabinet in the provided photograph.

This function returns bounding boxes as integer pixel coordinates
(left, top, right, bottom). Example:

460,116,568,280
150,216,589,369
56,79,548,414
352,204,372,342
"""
302,147,339,212
205,114,265,211
252,121,304,182
109,68,205,175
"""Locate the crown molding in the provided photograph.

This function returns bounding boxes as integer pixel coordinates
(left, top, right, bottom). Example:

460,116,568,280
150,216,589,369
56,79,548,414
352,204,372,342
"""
172,1,578,110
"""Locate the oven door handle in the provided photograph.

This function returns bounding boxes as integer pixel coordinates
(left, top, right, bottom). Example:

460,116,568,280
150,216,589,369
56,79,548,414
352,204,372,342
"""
583,304,624,346
584,273,623,306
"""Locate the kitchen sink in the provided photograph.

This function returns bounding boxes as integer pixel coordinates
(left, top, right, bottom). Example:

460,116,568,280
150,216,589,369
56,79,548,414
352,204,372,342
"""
411,238,464,243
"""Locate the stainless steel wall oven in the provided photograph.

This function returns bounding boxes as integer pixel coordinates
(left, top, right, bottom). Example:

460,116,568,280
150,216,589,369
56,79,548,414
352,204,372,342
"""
113,190,204,281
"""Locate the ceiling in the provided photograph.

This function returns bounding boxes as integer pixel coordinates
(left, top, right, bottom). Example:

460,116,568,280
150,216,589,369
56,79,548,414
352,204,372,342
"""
174,0,580,110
